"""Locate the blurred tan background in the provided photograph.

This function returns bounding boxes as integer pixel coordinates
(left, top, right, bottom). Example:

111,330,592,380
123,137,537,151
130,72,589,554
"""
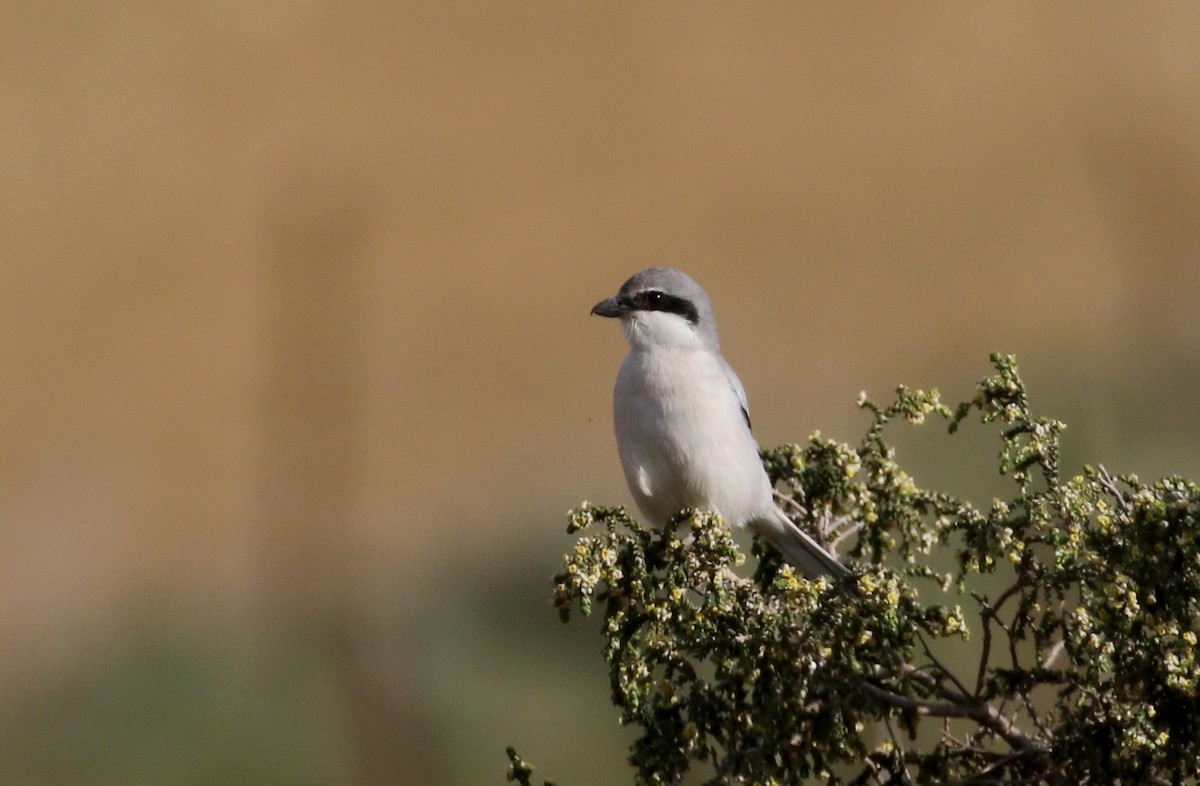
2,3,1199,784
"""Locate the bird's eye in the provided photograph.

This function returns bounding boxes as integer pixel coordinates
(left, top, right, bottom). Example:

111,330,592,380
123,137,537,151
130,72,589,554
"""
645,291,663,305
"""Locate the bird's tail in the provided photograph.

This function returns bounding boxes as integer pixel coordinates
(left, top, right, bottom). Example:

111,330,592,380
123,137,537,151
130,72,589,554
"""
755,507,850,579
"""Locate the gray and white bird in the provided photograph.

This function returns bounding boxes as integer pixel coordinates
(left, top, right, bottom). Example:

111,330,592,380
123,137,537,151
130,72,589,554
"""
591,268,848,579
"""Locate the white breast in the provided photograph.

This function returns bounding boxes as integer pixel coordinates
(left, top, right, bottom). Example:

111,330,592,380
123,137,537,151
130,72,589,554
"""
612,346,775,528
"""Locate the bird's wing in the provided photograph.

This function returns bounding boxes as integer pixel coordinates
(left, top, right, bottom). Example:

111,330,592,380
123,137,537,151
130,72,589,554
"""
721,359,753,431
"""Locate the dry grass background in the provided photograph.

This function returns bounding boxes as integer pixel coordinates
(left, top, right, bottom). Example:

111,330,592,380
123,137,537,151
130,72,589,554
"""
2,4,1199,784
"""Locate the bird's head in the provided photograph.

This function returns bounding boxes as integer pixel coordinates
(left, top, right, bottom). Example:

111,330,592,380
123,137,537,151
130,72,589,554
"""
591,268,720,351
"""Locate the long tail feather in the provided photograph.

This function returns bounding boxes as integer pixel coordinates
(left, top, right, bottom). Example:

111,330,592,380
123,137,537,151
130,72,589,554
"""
754,507,850,578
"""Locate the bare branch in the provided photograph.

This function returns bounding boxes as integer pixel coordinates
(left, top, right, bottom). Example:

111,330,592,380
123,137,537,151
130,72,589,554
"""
1095,464,1131,514
876,654,1043,755
1039,639,1065,671
863,681,971,719
918,632,974,701
831,518,864,550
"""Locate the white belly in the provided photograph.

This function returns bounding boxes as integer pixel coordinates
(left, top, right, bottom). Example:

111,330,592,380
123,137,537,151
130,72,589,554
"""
613,348,773,528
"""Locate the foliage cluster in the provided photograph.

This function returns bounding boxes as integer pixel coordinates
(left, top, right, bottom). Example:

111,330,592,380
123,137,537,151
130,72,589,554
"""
509,355,1200,785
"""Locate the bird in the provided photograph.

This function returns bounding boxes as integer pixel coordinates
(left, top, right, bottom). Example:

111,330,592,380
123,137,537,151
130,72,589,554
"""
591,268,848,579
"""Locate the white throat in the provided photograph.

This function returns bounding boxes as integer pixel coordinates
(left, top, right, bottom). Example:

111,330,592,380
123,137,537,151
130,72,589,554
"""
621,310,712,352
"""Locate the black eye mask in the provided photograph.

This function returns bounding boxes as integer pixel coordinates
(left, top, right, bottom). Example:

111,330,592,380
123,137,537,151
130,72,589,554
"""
628,290,699,325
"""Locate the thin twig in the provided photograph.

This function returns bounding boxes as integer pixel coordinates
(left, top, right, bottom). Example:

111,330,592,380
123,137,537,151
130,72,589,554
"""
918,632,975,702
972,577,1026,696
1018,684,1049,739
974,600,994,699
911,666,1036,753
773,489,807,516
831,518,865,550
1095,464,1131,514
958,749,1042,784
867,668,1041,755
1039,639,1065,671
